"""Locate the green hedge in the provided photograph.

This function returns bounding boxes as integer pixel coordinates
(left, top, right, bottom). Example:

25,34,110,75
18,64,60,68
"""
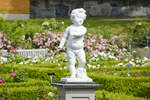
95,90,150,100
0,86,52,100
135,82,150,98
87,65,150,75
0,79,50,88
1,64,150,99
0,64,69,82
89,73,150,97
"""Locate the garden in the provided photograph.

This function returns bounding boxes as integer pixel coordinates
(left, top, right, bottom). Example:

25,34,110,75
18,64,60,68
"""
0,17,150,100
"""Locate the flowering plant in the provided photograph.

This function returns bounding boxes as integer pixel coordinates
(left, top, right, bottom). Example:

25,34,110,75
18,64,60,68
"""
8,69,26,82
85,33,129,60
0,79,4,84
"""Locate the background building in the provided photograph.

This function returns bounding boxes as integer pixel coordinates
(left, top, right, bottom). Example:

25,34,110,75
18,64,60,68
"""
0,0,150,20
0,0,30,20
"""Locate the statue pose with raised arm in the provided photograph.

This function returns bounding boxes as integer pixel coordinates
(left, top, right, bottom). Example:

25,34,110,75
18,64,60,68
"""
58,8,92,82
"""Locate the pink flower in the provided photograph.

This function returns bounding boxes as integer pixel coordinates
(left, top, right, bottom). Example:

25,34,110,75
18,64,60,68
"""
28,37,32,41
99,35,103,40
4,37,7,42
0,33,3,38
7,45,15,52
8,41,11,44
0,43,3,48
47,31,51,35
18,47,22,50
90,39,96,43
0,80,4,83
10,72,16,76
88,33,92,37
116,55,122,59
7,45,13,49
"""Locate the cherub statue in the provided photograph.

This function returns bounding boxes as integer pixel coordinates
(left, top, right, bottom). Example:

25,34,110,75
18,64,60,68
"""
58,8,92,82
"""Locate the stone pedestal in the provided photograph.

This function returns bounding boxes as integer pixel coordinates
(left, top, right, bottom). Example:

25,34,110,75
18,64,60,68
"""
52,82,101,100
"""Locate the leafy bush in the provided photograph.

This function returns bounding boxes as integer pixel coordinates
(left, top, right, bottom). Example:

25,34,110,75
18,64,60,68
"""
135,82,150,98
0,86,52,100
89,73,150,97
95,90,149,100
126,21,150,47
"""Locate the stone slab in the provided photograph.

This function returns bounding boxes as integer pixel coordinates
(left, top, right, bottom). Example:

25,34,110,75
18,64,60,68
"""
0,14,29,20
52,82,101,89
60,77,93,83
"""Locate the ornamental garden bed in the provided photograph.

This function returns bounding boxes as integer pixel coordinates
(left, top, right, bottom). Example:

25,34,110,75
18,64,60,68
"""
0,17,150,99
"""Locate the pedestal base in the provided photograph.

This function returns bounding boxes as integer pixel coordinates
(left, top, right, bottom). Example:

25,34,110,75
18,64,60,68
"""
52,82,101,100
61,77,93,83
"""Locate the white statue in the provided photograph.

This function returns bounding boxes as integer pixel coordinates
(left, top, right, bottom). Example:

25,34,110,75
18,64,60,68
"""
58,8,92,82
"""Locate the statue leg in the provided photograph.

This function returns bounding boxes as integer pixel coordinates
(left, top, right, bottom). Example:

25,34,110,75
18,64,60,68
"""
76,49,88,79
67,49,76,78
76,49,86,68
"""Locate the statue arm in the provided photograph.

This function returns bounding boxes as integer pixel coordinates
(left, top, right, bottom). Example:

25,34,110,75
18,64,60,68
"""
58,27,69,49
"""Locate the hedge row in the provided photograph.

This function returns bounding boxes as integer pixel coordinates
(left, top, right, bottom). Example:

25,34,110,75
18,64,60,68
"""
0,79,50,88
95,90,150,100
87,65,150,74
1,64,150,99
0,86,52,100
0,64,69,82
89,73,150,97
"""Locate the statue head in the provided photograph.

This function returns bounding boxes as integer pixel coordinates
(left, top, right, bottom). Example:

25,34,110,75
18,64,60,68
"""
70,8,87,26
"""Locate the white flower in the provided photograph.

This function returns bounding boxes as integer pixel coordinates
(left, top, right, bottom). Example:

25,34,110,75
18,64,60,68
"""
87,64,92,68
133,50,136,53
113,73,118,76
109,55,115,59
129,61,135,66
143,57,148,61
60,68,62,70
104,65,107,68
94,54,98,57
19,62,24,64
92,65,96,68
117,63,123,66
46,57,51,61
0,57,7,62
97,64,100,68
61,21,64,25
63,66,67,69
131,59,134,61
48,92,54,97
42,22,49,26
24,61,29,64
125,58,129,61
138,22,142,25
50,57,54,59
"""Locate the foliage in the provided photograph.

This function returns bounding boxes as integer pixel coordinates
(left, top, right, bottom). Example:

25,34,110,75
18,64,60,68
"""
0,64,150,99
89,72,150,97
126,21,150,47
95,90,150,100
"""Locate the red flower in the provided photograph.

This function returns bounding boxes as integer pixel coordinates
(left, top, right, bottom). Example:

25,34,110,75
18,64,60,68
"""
0,80,4,83
7,45,15,52
10,72,16,76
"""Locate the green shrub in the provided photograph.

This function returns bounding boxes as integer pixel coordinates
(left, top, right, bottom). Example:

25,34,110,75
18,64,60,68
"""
95,90,150,100
0,79,50,88
126,21,150,47
135,82,150,98
0,86,52,100
89,73,150,97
